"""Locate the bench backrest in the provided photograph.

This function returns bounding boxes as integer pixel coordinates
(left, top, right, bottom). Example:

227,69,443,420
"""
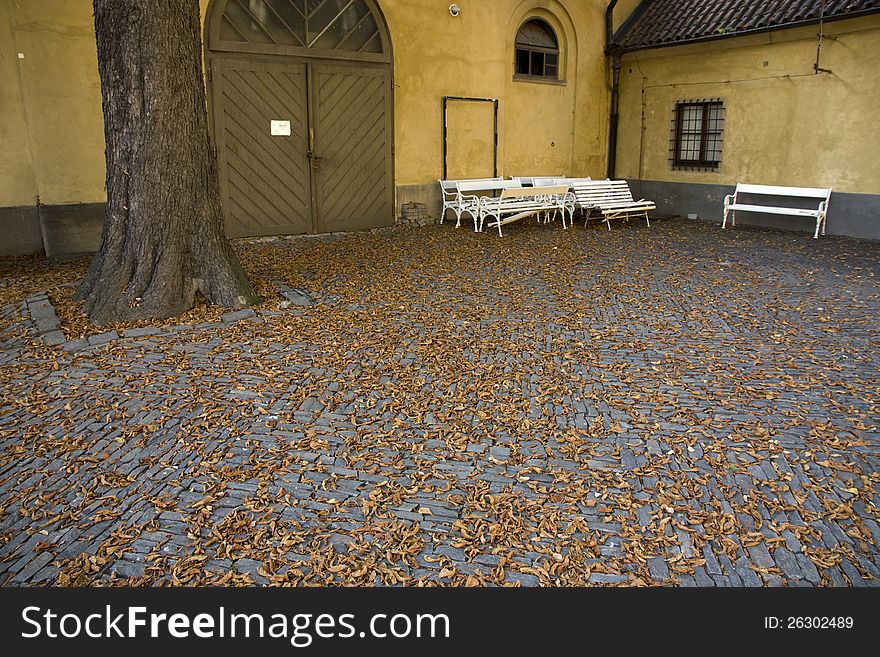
533,177,562,187
544,177,592,190
735,183,831,201
439,177,503,198
515,175,566,186
571,179,635,205
440,177,502,184
457,179,522,193
499,185,570,200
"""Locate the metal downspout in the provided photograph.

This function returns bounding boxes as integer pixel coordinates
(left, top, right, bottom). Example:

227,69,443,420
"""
606,0,620,180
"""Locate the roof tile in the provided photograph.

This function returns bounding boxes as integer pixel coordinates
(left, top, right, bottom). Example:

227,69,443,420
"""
618,0,880,51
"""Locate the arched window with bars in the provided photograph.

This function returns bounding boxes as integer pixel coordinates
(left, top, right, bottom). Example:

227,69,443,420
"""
216,0,386,55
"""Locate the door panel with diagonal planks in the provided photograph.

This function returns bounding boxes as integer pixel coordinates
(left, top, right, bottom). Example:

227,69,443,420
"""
213,58,311,238
312,63,393,233
207,0,393,238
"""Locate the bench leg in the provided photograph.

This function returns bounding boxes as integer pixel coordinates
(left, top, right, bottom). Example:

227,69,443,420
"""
460,208,478,232
484,214,502,236
644,211,650,228
723,207,737,229
814,215,821,239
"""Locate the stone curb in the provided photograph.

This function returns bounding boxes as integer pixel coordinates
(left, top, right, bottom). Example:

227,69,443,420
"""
25,293,65,347
24,281,328,354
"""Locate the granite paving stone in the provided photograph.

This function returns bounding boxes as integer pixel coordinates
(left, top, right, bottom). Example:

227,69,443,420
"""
0,219,877,586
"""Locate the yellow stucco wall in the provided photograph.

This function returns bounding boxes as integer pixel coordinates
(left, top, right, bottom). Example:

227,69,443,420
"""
0,0,618,210
0,0,37,207
379,0,610,184
616,14,880,195
0,0,105,206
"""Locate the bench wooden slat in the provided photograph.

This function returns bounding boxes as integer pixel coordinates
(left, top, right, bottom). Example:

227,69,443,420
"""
735,183,831,199
728,203,819,217
601,201,656,210
499,184,568,199
514,175,565,186
457,179,521,193
574,194,634,202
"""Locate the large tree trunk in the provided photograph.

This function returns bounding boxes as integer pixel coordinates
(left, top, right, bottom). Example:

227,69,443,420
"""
78,0,259,324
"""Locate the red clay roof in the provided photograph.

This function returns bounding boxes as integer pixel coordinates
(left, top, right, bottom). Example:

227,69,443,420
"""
617,0,880,51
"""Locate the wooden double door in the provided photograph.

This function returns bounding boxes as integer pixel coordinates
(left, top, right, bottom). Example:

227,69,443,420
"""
210,57,393,238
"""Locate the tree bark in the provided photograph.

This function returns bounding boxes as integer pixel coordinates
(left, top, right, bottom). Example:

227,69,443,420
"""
78,0,259,324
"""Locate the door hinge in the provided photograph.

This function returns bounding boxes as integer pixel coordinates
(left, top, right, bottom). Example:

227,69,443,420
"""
207,65,213,82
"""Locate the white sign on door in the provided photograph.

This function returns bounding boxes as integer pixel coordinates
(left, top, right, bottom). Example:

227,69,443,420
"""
271,120,291,136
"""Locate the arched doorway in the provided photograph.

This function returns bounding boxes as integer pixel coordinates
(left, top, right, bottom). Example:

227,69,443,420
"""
205,0,394,238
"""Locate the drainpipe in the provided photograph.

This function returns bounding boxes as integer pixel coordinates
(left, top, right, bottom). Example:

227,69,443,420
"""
606,0,621,180
605,0,618,51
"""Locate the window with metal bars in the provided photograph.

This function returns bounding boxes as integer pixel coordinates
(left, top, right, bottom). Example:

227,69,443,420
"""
514,19,559,80
671,100,724,170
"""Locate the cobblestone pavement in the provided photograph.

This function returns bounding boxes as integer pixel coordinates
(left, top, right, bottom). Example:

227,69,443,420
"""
1,218,878,586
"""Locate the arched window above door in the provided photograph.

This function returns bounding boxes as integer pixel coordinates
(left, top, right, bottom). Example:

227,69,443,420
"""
216,0,385,55
514,18,559,80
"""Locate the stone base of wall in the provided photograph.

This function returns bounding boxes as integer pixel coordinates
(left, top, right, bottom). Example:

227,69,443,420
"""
0,205,43,256
39,203,104,257
0,202,104,257
1,183,455,257
627,179,880,241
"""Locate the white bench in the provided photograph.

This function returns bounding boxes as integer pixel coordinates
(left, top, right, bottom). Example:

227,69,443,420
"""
439,177,501,229
455,179,524,232
545,178,591,226
723,184,832,239
479,185,573,236
571,180,655,230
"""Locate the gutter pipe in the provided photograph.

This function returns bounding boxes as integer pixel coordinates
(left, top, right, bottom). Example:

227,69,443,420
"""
606,1,621,180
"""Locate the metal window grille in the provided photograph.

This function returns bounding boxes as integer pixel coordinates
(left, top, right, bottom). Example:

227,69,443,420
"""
219,0,384,54
670,100,724,170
